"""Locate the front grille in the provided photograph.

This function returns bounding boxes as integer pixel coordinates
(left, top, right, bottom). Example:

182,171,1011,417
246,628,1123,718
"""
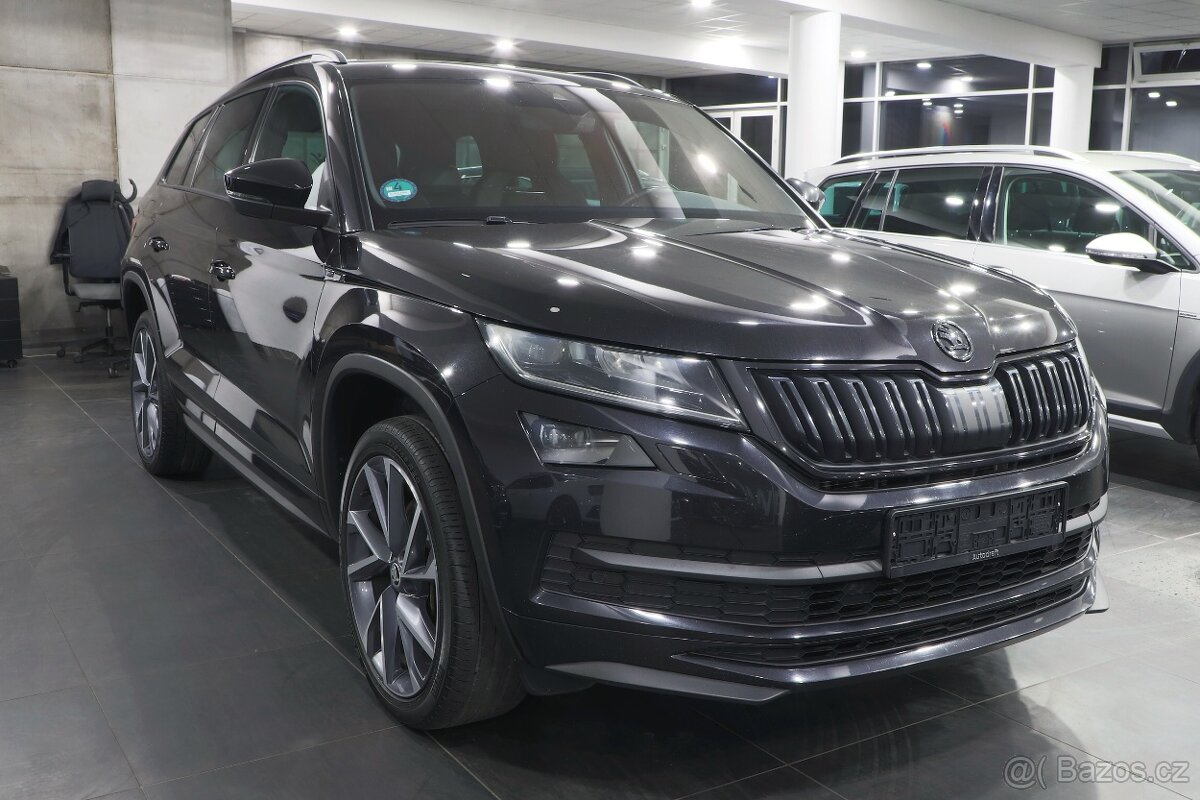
754,346,1091,469
695,575,1088,668
539,527,1092,626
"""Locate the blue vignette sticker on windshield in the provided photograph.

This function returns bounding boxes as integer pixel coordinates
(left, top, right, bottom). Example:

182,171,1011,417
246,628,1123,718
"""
380,178,419,203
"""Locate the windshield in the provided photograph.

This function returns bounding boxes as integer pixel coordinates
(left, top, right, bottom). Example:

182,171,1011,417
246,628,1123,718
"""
1116,169,1200,238
348,78,814,229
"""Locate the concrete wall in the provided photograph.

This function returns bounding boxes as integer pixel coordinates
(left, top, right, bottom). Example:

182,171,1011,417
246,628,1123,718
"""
0,0,232,348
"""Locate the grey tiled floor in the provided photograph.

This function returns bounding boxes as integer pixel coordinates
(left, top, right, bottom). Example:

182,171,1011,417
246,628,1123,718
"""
3,355,1200,800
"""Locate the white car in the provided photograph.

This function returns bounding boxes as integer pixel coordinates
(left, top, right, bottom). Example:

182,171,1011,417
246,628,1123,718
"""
807,146,1200,452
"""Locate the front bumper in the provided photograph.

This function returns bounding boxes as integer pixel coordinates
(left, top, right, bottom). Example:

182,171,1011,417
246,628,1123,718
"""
455,373,1109,701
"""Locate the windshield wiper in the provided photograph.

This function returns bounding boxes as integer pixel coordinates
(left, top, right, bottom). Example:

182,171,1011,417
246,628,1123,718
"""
387,216,514,230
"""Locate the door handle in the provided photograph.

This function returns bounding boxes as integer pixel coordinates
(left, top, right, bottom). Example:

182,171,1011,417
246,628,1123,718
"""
147,236,170,253
209,260,236,281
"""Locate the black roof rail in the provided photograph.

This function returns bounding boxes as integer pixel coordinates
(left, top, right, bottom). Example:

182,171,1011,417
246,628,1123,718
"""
245,49,348,81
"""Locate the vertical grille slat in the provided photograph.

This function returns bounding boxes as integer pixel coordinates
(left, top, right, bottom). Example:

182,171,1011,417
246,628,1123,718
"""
755,347,1091,470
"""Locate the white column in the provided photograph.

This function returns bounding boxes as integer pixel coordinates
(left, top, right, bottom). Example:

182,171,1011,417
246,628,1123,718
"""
1049,64,1094,153
784,10,843,178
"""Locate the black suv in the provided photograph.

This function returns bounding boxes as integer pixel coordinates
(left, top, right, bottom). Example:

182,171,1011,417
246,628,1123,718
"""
121,50,1109,729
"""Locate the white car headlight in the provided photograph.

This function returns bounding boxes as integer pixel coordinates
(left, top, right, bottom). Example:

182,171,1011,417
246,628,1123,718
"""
481,323,745,428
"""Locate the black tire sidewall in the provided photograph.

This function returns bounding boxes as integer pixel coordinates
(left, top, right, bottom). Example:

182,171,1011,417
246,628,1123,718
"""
338,419,462,724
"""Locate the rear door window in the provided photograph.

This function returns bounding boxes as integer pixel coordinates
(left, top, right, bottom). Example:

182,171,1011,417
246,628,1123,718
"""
818,172,870,227
880,167,985,239
190,90,268,194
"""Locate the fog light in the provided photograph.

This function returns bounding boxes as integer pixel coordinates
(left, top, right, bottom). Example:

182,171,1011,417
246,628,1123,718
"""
521,414,653,467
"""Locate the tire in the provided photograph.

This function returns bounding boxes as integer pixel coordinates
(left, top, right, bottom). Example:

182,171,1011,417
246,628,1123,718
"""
340,416,525,729
129,312,212,477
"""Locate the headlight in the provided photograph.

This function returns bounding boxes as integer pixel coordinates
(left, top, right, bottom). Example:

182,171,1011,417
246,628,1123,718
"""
481,322,745,427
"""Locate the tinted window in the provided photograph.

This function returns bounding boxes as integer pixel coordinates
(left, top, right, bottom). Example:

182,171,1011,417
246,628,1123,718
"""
842,102,874,157
252,86,327,209
848,171,892,231
997,169,1149,254
1095,46,1129,86
1131,86,1200,161
1090,89,1125,151
880,167,983,239
163,111,212,186
818,172,870,227
348,80,812,228
191,90,267,194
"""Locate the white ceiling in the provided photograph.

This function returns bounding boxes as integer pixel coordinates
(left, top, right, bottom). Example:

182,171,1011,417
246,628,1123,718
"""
948,0,1200,43
231,0,1200,79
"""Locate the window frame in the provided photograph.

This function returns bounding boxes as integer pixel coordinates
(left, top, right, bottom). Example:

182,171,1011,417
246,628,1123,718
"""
160,109,215,188
984,164,1184,268
184,86,271,197
245,80,339,223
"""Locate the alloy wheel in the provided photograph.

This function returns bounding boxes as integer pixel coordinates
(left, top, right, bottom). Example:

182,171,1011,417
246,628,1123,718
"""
131,326,161,459
346,455,440,698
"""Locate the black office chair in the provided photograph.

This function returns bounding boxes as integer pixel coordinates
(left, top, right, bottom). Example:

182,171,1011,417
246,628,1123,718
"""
50,179,137,374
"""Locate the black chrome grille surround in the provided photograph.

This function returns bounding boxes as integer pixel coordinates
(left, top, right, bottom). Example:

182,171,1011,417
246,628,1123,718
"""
690,574,1089,668
751,345,1092,486
538,527,1092,627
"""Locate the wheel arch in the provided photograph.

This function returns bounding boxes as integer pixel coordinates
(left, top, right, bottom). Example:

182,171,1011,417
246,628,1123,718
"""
314,336,521,655
120,268,153,331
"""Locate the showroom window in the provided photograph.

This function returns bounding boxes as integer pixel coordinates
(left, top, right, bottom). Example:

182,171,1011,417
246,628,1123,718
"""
850,55,1054,156
190,90,268,194
1088,40,1200,161
162,110,212,187
995,168,1149,254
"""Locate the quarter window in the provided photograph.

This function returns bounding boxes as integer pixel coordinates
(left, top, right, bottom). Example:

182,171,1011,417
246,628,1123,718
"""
997,169,1149,254
163,111,212,186
880,167,984,239
191,90,267,194
818,172,870,227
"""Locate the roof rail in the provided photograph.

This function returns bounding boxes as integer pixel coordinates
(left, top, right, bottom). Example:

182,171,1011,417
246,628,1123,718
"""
1088,149,1200,165
245,49,348,81
569,71,646,88
833,145,1087,165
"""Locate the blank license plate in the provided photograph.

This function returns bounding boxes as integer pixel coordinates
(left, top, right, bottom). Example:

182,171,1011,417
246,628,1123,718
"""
885,485,1067,578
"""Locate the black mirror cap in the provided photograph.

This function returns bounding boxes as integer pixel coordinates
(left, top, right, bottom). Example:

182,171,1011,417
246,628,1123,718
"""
224,158,331,228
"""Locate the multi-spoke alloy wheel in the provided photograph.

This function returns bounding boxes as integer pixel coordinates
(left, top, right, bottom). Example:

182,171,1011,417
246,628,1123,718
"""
127,312,211,477
339,418,524,728
346,455,439,698
131,325,161,459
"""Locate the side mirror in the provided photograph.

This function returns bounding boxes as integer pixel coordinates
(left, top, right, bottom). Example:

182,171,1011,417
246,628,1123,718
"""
224,158,331,227
786,178,826,208
1085,232,1174,274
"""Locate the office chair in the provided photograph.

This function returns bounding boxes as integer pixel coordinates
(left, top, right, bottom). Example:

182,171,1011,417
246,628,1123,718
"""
50,179,137,376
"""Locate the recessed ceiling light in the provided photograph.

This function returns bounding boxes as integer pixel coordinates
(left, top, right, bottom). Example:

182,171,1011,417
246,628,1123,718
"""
495,38,514,52
954,109,964,115
916,61,932,70
337,25,358,39
884,90,896,97
692,0,713,7
1167,100,1180,107
1148,91,1162,98
953,102,964,108
922,99,933,106
850,49,867,60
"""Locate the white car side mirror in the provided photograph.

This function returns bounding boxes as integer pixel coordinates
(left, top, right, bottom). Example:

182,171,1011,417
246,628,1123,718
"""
1085,233,1173,274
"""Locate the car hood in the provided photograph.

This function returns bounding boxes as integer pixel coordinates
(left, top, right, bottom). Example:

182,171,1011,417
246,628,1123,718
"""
355,219,1073,370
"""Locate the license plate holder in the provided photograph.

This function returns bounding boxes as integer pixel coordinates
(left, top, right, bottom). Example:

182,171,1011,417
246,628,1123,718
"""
884,485,1068,578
